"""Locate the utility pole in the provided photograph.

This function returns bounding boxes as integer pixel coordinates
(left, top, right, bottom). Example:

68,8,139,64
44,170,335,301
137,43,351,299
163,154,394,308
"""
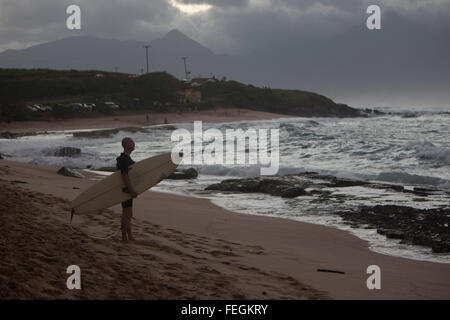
181,57,190,80
143,45,151,73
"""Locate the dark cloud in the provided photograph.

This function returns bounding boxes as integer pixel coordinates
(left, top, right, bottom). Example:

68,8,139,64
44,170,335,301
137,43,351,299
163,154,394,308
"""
1,0,449,52
176,0,249,7
0,0,179,51
272,0,366,12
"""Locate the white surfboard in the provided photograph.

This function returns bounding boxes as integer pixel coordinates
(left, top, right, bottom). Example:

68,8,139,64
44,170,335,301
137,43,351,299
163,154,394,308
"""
70,152,182,220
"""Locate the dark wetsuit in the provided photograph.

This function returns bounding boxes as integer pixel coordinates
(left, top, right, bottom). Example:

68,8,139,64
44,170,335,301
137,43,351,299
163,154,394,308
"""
116,152,135,208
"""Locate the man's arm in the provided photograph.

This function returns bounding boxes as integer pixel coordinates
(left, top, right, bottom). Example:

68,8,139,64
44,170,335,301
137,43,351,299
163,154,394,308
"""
117,156,138,198
121,173,138,198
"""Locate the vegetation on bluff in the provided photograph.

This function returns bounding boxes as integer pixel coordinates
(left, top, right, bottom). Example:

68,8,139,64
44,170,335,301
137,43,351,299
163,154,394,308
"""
0,68,360,122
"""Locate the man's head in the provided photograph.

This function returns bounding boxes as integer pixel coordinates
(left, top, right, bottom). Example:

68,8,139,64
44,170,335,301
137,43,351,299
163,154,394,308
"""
122,137,135,154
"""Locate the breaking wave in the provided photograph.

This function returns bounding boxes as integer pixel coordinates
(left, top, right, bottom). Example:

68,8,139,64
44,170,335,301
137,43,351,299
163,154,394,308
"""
406,140,450,166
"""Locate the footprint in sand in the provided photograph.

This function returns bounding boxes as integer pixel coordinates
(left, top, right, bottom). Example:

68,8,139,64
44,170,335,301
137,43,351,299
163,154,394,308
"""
209,250,238,258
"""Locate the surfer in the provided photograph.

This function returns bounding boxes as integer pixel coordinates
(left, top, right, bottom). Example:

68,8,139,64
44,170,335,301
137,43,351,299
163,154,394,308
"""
117,137,138,241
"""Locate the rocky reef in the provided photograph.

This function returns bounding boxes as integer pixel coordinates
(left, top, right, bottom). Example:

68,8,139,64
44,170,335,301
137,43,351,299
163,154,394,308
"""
337,206,450,253
167,168,198,180
206,177,308,198
57,167,85,179
205,172,450,253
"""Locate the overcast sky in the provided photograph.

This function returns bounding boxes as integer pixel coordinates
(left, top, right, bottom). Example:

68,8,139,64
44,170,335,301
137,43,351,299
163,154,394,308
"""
1,0,449,54
1,0,449,107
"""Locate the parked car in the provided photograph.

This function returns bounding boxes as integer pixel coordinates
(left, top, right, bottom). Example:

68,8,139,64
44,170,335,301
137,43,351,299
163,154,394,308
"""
33,104,44,112
40,105,53,112
26,105,38,112
105,101,120,109
81,103,95,111
69,103,84,110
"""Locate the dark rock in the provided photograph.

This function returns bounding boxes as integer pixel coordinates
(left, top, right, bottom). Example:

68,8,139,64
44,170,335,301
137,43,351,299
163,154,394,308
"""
206,179,260,192
281,187,307,198
0,153,3,160
296,172,369,188
405,190,430,197
414,187,439,193
52,147,81,157
326,177,369,188
368,183,404,192
182,168,198,179
377,228,405,239
411,187,444,196
206,177,307,198
389,184,404,192
0,131,40,139
337,205,450,253
432,243,450,253
57,167,85,178
167,168,198,179
0,131,16,139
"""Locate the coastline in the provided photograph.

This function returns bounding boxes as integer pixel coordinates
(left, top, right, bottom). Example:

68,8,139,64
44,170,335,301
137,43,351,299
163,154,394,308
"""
1,159,449,299
0,108,293,133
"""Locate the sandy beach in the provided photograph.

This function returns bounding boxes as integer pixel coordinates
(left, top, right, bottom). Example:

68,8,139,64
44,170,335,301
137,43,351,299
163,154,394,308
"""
1,158,449,300
0,108,292,133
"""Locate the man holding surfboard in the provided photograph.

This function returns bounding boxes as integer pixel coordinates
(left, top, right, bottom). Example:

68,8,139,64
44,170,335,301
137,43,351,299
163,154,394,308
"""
70,139,180,234
116,137,138,241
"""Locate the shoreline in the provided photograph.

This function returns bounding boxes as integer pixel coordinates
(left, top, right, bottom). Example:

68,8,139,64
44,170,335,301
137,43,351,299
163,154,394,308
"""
0,108,294,134
1,159,449,299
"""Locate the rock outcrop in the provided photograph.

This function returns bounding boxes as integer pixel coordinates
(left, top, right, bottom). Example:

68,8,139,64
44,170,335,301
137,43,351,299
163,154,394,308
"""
205,172,450,253
167,168,198,180
52,147,81,157
206,177,308,198
337,205,450,253
57,167,85,179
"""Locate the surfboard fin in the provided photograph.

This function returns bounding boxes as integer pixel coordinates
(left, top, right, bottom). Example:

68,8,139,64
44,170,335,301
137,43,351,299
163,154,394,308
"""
70,208,75,223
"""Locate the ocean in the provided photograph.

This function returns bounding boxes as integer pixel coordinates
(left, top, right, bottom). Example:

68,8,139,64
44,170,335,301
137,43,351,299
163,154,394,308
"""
1,106,449,263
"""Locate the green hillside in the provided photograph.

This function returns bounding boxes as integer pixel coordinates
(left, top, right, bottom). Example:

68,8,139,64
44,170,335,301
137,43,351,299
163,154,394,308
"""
0,68,361,122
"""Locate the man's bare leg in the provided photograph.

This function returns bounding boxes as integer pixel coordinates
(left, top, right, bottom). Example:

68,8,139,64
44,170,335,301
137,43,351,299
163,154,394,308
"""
127,208,134,241
121,208,132,241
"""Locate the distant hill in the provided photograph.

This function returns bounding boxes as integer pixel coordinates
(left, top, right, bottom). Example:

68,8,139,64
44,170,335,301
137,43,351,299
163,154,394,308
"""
0,29,220,78
0,68,362,122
